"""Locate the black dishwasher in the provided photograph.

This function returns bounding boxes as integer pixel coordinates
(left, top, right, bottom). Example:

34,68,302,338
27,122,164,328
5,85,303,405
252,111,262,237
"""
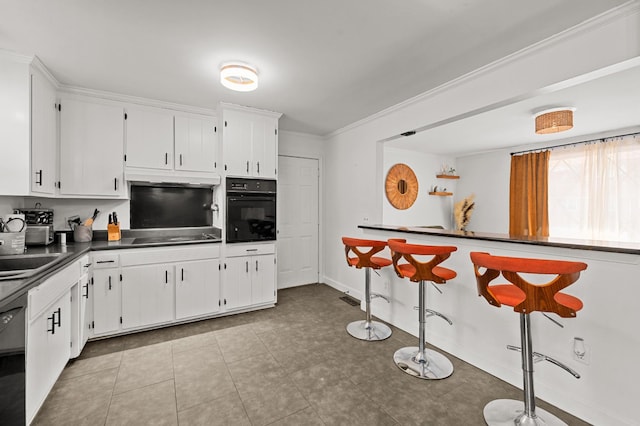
0,293,27,425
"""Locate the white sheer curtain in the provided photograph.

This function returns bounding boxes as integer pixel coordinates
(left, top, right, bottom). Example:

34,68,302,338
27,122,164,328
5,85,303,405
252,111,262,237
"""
548,133,640,242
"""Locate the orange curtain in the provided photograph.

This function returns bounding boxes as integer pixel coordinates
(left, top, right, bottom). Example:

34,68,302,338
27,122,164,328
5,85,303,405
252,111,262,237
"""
509,151,550,237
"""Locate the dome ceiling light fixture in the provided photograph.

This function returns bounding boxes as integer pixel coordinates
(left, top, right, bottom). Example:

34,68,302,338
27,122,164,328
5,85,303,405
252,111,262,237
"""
534,107,576,134
220,62,258,92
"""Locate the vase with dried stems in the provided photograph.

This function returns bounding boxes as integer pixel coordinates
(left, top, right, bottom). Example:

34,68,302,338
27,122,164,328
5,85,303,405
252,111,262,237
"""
454,194,475,231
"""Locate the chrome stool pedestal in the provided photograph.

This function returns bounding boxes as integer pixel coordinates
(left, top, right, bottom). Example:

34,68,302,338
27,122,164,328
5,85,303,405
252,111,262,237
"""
393,278,453,379
346,268,392,341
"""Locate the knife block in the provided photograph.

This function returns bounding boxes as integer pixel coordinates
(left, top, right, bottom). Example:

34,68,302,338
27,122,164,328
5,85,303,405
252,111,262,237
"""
107,223,121,241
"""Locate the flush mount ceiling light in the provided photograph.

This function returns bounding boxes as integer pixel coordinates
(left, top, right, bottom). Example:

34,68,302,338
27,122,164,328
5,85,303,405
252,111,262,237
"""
220,62,258,92
534,107,576,134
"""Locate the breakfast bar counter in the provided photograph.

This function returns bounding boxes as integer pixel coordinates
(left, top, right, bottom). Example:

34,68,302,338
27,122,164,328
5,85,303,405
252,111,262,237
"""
354,223,639,426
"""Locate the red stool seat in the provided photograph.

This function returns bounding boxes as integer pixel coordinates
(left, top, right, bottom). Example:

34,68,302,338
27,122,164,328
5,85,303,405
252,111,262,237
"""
489,284,583,312
348,256,392,268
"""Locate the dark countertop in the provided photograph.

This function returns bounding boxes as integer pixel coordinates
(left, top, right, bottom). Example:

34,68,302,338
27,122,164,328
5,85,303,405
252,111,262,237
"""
359,224,640,255
0,227,222,306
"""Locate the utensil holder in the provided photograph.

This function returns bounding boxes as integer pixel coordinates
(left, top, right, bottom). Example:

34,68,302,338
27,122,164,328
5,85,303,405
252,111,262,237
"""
73,225,93,242
0,231,26,255
108,223,121,241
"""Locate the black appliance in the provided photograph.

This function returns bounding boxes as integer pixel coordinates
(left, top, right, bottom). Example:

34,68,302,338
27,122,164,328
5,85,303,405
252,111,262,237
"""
0,293,27,425
130,184,213,229
226,178,276,243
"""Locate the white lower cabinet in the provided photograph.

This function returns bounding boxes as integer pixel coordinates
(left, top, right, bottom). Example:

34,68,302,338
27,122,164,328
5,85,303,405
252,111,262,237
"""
71,256,92,358
175,259,220,320
26,259,81,424
92,257,121,336
223,244,276,311
121,264,174,329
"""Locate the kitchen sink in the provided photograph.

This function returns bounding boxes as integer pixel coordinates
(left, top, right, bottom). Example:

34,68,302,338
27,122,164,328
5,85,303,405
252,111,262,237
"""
0,253,64,281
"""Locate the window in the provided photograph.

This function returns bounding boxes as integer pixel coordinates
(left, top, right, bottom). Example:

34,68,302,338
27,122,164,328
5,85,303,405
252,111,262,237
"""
548,134,640,242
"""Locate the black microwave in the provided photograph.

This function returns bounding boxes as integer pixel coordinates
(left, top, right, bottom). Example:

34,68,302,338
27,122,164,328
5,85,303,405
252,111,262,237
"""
226,178,276,243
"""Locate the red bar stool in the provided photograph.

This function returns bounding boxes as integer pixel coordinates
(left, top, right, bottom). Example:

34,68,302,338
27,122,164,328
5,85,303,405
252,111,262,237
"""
342,237,398,341
470,252,587,426
388,240,457,379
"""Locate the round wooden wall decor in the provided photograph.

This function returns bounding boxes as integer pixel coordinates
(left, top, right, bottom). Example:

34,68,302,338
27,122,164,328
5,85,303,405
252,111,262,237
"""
385,163,418,210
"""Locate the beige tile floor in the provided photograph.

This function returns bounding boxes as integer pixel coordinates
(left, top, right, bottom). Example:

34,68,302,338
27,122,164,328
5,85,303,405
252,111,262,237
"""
33,284,589,425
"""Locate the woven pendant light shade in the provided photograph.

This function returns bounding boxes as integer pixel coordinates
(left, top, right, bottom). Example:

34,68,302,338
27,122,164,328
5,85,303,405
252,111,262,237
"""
535,109,574,134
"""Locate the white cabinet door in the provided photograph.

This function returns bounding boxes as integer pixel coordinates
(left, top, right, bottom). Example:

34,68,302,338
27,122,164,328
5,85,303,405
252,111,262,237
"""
26,291,71,424
175,259,220,320
121,264,174,329
222,110,252,177
59,98,125,197
92,268,120,335
251,254,276,305
252,117,278,179
222,256,252,310
125,107,174,170
175,116,217,173
30,67,57,195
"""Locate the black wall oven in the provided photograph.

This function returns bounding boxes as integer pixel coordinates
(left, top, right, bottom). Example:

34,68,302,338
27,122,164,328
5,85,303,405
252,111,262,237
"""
226,178,276,243
0,293,26,424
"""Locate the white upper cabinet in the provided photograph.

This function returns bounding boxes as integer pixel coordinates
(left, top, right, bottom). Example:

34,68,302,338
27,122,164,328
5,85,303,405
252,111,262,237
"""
125,107,174,170
174,115,218,173
59,97,125,197
221,105,280,179
30,66,58,195
0,56,58,196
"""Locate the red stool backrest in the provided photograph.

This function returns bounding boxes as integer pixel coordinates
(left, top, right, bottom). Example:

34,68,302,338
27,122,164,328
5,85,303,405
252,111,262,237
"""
470,252,587,318
388,240,457,283
342,237,392,269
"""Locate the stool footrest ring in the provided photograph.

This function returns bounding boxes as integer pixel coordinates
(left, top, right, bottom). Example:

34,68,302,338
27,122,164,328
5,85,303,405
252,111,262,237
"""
425,309,453,325
370,293,390,303
506,345,580,379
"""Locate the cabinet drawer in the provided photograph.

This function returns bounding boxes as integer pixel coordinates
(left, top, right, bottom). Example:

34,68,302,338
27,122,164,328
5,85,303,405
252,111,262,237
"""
120,245,220,267
29,261,79,321
226,243,275,257
92,252,120,269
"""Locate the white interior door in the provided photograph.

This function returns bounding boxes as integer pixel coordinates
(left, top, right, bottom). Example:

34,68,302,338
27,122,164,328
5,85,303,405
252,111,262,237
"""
277,156,319,288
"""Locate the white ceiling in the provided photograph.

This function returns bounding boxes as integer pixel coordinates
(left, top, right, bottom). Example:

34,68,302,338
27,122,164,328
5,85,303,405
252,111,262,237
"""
0,0,631,140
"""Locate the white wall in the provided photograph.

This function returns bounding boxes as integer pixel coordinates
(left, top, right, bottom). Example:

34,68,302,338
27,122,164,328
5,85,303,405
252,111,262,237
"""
382,147,456,228
321,7,640,425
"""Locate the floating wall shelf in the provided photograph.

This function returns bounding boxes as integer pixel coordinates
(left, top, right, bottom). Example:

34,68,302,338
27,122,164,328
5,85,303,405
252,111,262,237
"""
436,174,460,179
429,191,453,196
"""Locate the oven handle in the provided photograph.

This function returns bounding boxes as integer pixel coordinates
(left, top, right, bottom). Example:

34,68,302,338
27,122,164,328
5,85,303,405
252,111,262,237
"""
227,196,275,202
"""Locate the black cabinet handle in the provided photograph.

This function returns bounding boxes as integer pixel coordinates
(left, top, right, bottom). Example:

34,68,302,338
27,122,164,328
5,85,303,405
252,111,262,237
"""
165,270,168,283
256,260,258,271
180,154,183,166
246,161,249,173
97,260,115,264
114,177,118,191
245,261,248,273
84,263,92,268
47,313,56,334
54,307,61,327
83,283,89,299
257,161,260,174
108,276,112,290
181,268,184,282
36,169,43,186
165,153,168,165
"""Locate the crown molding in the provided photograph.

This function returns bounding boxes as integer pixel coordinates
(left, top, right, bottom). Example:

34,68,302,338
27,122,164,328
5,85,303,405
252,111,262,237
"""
0,49,32,63
326,0,640,140
218,102,283,119
58,84,217,116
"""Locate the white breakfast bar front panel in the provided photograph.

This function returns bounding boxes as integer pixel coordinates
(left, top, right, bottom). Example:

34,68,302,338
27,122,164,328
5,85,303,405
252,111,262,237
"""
359,227,639,426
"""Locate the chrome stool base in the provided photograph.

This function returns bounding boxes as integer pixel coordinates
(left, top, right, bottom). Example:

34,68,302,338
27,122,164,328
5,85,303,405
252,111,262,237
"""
346,320,392,341
484,399,567,426
393,346,454,379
